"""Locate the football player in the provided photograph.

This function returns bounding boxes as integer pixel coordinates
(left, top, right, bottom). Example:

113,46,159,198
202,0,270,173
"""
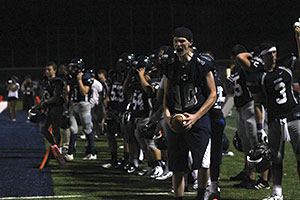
122,55,159,174
204,52,226,199
64,58,97,161
162,26,217,200
230,44,270,189
238,40,300,200
39,62,65,148
133,56,164,178
101,64,128,169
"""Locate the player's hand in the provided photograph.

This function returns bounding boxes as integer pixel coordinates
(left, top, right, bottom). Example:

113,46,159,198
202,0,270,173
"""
182,113,196,130
77,72,83,81
257,129,268,144
136,67,145,77
295,26,300,39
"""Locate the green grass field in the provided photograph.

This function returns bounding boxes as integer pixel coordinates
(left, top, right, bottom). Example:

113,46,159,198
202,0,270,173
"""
14,99,298,200
43,108,300,200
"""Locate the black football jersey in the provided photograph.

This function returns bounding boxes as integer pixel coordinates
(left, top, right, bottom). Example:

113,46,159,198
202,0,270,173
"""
261,66,299,120
247,57,265,94
229,65,253,107
107,78,126,112
69,72,93,102
164,52,213,115
128,78,153,118
209,70,226,119
40,76,64,106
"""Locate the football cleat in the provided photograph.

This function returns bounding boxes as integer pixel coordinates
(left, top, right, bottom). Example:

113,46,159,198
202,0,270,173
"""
254,176,270,190
150,166,164,178
229,170,246,181
233,176,256,189
64,154,74,161
83,154,97,161
262,193,283,200
127,164,138,174
137,166,154,176
156,171,173,181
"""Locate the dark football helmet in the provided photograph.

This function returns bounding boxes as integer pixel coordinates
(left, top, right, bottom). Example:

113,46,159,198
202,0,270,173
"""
247,143,272,173
133,55,152,71
68,58,85,78
118,53,135,68
233,131,243,152
28,108,45,123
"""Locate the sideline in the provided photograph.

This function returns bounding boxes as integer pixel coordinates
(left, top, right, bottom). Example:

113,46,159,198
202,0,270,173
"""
0,195,84,200
0,111,54,198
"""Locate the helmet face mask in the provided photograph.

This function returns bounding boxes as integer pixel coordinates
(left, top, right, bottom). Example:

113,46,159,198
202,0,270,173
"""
68,58,85,78
247,143,272,173
28,108,45,123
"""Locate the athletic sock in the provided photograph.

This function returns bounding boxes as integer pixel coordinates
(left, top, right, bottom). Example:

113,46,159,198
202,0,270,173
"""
273,185,282,196
133,158,139,168
196,188,205,199
210,181,218,192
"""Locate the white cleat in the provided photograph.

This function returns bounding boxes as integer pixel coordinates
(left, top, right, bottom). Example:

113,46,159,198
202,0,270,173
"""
64,154,74,161
83,154,97,161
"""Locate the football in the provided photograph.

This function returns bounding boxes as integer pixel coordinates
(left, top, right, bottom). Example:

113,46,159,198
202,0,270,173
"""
170,114,188,134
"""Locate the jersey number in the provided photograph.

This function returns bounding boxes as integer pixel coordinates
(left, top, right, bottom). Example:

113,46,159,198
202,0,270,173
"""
173,83,198,111
275,82,287,104
232,75,243,97
110,84,124,102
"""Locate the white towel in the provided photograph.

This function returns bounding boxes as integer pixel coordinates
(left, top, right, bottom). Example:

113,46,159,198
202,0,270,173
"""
279,118,291,142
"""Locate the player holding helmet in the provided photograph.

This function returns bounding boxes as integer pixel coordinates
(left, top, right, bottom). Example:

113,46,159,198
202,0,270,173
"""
237,38,300,200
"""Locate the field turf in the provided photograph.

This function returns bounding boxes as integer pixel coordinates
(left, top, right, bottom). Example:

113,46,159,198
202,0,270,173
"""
0,106,299,200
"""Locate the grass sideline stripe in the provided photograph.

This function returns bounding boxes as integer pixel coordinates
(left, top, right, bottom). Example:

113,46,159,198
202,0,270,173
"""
0,195,84,199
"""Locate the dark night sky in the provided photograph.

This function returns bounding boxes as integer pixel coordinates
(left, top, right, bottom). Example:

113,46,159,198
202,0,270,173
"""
1,0,300,71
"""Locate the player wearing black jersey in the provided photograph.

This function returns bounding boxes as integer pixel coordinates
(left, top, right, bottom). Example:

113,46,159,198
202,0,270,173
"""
163,27,217,200
238,40,300,200
199,52,226,199
64,58,97,161
132,58,164,178
122,56,158,174
39,62,65,147
101,67,128,169
230,45,269,189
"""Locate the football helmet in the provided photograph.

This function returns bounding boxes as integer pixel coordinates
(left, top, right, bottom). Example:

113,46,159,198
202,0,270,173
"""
118,53,135,68
222,133,230,152
69,58,85,71
68,58,85,78
247,143,272,173
28,108,45,123
233,131,243,152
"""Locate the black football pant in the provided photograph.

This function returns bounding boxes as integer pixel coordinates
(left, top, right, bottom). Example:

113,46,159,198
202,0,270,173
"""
40,105,64,146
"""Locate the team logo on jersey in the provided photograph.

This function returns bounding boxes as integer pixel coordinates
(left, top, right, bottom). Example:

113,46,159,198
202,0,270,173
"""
180,74,189,81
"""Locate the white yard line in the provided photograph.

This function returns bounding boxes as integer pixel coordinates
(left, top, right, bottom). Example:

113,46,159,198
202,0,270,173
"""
0,101,7,113
225,125,237,131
